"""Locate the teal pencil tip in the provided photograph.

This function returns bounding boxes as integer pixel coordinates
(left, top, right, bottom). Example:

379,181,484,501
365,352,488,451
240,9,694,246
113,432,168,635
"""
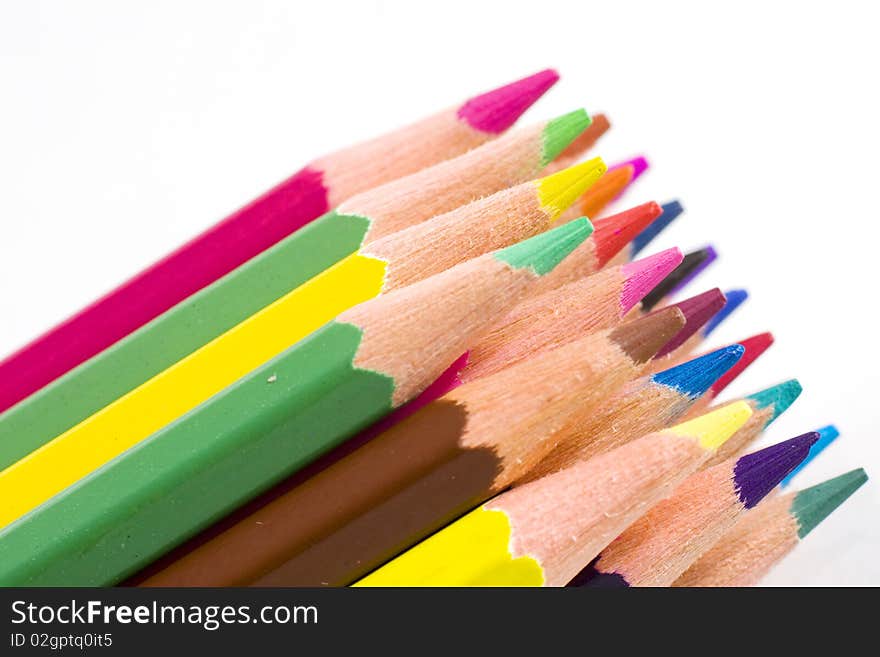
495,218,594,276
791,468,868,538
541,109,591,166
746,379,803,427
780,424,841,487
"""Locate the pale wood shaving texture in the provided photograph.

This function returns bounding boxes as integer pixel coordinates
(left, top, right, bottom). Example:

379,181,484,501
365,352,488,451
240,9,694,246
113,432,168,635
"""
319,109,492,207
462,267,624,382
447,332,638,487
341,126,542,241
340,258,533,406
595,463,744,586
673,494,798,587
365,185,549,291
496,433,707,586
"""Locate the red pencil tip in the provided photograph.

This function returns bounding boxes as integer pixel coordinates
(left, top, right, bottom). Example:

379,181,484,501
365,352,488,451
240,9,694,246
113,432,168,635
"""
619,247,684,315
710,332,775,395
653,289,727,358
591,201,663,266
457,69,559,134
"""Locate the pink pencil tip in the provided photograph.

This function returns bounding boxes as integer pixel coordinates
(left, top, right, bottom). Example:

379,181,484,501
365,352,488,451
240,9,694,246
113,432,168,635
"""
611,155,650,182
619,247,684,315
457,69,559,134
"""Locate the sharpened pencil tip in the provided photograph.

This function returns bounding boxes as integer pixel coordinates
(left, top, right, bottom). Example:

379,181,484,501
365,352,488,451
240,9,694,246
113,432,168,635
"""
653,288,727,357
631,199,685,256
577,166,633,219
541,109,592,166
651,344,744,399
746,379,802,427
733,433,819,509
667,401,754,451
710,332,774,395
619,248,684,314
702,288,748,337
640,245,718,311
611,155,649,183
495,217,593,276
608,306,687,365
791,469,868,538
591,202,663,267
537,158,607,219
780,425,841,488
458,69,559,134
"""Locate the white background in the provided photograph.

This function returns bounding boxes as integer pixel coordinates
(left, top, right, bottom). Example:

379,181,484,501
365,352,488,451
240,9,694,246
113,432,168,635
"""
1,1,877,585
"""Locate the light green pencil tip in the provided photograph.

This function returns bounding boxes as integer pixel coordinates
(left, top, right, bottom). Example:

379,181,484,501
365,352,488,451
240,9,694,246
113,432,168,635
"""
495,218,594,276
791,468,868,539
747,379,802,427
541,109,592,166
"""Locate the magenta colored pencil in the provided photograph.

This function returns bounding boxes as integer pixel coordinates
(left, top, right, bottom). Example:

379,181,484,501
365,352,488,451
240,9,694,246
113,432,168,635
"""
0,70,557,413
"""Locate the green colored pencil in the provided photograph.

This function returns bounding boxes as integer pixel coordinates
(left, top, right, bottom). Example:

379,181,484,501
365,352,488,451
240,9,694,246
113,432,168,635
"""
0,220,592,586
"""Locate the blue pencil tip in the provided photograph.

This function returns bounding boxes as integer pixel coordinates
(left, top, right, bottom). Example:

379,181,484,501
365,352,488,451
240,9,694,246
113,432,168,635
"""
746,379,802,427
780,425,842,488
650,344,744,399
630,199,684,256
702,288,748,337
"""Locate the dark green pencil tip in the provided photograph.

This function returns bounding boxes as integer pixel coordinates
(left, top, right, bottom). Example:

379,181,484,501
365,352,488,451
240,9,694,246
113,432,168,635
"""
791,468,868,538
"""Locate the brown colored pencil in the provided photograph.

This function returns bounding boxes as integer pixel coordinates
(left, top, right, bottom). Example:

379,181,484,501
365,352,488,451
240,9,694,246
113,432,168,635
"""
137,309,684,588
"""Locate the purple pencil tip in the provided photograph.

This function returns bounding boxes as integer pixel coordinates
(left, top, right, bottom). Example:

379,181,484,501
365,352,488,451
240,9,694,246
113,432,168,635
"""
733,432,819,509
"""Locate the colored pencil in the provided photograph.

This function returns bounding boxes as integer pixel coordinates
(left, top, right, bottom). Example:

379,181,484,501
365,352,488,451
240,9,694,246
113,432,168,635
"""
531,201,665,296
780,425,840,487
683,332,776,419
651,288,727,360
630,200,685,257
641,246,718,311
558,155,647,223
0,110,592,473
0,222,594,585
460,247,682,383
701,379,803,469
544,113,611,172
528,345,744,480
0,150,601,484
136,308,685,587
702,288,748,336
0,202,599,531
647,287,749,368
674,469,868,587
571,433,818,587
354,402,754,586
251,247,681,483
0,69,559,418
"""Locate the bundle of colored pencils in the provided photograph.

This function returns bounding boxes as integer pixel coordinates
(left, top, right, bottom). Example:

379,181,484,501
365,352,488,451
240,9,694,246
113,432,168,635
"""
0,68,867,588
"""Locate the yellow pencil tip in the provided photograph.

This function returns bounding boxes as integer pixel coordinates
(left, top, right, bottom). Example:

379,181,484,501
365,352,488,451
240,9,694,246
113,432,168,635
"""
536,157,607,220
666,401,754,450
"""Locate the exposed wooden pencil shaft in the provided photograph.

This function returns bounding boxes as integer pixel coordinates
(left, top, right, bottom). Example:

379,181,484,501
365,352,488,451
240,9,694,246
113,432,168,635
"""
672,495,796,587
461,265,628,383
